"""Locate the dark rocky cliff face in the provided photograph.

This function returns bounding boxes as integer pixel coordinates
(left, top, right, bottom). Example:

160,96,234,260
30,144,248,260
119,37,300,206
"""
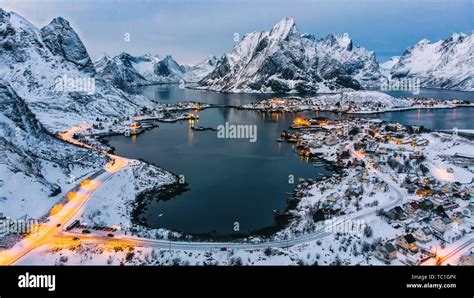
41,17,95,74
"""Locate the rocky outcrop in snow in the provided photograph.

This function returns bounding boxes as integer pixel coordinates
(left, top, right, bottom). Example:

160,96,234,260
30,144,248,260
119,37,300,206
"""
384,32,473,91
40,17,96,74
198,17,382,93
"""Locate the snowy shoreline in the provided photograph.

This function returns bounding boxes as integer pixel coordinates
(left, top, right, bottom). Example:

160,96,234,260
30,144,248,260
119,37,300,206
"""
348,103,474,115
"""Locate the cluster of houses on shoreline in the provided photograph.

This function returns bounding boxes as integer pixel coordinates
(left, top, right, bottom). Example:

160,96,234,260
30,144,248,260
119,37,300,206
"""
241,96,472,114
278,114,473,265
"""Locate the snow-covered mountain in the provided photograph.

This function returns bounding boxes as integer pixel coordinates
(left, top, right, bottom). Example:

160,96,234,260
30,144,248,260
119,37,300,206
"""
385,32,473,91
152,55,187,83
198,17,382,93
380,56,400,78
0,80,106,218
182,55,219,83
0,9,154,131
95,53,218,88
94,52,156,87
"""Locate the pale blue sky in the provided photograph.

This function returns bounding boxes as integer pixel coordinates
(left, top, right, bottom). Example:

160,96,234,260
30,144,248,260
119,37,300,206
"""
1,0,472,64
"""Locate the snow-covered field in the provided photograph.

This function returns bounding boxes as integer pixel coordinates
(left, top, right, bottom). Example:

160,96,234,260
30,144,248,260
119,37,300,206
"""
80,161,176,228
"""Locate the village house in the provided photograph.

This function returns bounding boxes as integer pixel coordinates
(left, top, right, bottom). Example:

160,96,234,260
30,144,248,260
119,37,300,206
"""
386,206,407,222
450,211,465,224
429,217,453,234
324,136,339,146
374,242,398,263
430,194,446,206
360,171,370,182
395,234,419,254
345,185,363,200
458,252,474,266
374,181,388,192
442,201,460,211
412,227,433,243
325,193,340,203
416,187,434,198
418,199,435,211
405,201,419,213
404,202,420,220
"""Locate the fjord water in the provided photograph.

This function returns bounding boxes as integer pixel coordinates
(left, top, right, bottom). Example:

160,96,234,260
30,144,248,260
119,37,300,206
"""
107,108,330,236
108,85,474,237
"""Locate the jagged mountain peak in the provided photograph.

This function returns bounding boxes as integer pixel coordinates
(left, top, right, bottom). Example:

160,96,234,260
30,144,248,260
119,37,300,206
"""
40,15,95,73
99,52,111,60
199,18,381,93
206,55,218,62
269,17,297,38
320,33,353,51
416,38,431,45
0,10,154,131
95,51,216,86
48,16,70,27
143,52,161,60
443,32,469,45
161,54,180,65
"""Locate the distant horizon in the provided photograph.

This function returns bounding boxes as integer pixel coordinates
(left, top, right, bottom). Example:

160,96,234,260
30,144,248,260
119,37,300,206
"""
1,0,472,64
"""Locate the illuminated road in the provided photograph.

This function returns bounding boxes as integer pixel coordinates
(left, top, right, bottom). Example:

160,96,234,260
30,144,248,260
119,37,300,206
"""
424,236,474,266
0,126,129,265
435,238,474,266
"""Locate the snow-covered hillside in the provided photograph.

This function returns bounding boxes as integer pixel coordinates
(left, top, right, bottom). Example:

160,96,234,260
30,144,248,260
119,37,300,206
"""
0,81,106,219
0,9,155,132
182,55,219,83
385,32,473,91
310,90,411,112
94,53,158,88
198,17,382,93
95,53,218,88
380,56,400,78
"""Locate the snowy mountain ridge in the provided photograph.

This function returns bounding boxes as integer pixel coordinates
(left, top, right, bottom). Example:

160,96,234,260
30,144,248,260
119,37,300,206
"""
0,8,155,132
198,17,382,93
94,52,219,88
384,32,473,91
